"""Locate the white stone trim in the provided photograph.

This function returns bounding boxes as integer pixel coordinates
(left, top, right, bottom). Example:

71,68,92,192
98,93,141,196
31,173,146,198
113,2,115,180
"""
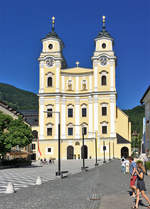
110,96,116,137
100,70,108,76
46,147,54,155
100,102,108,107
89,96,93,137
46,104,53,108
110,60,114,91
39,62,44,93
56,61,60,92
46,123,53,127
55,96,60,139
75,97,80,138
89,75,92,91
76,76,79,92
81,103,87,108
61,97,66,139
94,95,98,131
61,76,65,92
39,97,44,139
94,65,98,91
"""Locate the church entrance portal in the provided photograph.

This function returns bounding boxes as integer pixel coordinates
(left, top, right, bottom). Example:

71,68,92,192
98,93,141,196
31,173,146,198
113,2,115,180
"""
67,146,74,159
121,147,129,158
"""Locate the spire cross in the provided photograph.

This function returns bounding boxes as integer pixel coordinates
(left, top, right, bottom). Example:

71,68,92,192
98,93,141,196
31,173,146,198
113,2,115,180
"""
76,61,79,68
102,16,106,31
51,16,55,31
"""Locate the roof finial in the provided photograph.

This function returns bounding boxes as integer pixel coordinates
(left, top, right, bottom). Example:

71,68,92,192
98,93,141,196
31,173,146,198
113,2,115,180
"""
76,61,79,68
102,16,106,31
52,16,55,31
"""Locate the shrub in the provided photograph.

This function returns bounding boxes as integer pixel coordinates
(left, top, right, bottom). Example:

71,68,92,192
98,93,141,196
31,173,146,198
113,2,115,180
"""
0,158,31,167
145,161,150,170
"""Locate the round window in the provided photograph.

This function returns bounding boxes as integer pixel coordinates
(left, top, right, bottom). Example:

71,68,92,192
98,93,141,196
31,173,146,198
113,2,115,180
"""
48,44,53,49
102,43,106,49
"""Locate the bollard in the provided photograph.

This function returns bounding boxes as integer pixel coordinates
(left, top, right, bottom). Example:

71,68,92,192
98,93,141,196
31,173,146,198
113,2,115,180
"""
36,176,42,185
5,182,15,194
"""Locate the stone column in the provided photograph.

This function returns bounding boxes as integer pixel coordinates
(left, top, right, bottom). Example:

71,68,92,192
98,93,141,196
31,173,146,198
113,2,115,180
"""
61,97,66,139
109,59,116,91
93,60,98,92
55,96,60,139
39,97,44,139
110,95,116,138
75,97,80,139
94,95,98,131
55,61,61,92
88,96,93,137
39,61,44,93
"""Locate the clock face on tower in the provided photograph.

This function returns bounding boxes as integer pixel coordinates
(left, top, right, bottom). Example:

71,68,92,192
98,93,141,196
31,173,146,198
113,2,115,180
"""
46,57,54,67
100,56,107,66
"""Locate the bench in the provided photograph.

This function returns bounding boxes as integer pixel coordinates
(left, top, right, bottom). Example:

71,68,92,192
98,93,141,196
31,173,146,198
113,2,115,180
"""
56,170,69,178
61,170,69,178
81,166,89,171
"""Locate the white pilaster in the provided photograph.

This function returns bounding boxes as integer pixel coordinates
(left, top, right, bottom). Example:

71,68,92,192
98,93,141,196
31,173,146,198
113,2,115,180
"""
110,59,115,91
61,76,65,92
55,96,60,139
110,95,116,138
94,95,98,131
75,97,80,138
56,61,60,92
93,60,98,91
76,76,79,92
61,97,66,139
89,74,92,91
88,96,93,137
39,97,44,139
39,62,44,93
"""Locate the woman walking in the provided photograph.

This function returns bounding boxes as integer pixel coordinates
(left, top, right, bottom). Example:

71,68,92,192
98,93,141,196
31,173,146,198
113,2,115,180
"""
132,161,150,209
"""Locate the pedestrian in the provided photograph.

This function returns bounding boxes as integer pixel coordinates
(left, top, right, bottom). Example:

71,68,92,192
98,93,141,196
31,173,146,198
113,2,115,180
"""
121,158,126,174
132,160,150,209
143,154,148,175
128,156,137,197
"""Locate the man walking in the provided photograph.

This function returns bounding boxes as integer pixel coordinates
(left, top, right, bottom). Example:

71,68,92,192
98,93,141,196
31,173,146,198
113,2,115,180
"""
129,156,137,197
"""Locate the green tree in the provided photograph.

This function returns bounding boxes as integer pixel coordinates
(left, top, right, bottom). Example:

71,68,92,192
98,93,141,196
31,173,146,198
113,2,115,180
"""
0,112,33,158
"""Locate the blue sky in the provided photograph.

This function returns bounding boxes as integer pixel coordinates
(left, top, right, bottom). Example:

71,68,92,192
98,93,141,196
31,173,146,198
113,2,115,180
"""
0,0,149,109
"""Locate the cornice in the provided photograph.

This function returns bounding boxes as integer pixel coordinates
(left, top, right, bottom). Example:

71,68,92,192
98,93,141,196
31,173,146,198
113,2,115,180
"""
38,91,117,97
61,71,93,76
91,53,116,61
38,137,116,142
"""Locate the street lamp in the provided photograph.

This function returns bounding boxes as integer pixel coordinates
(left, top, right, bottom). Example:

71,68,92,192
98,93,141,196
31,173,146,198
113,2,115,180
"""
88,131,99,166
44,110,61,176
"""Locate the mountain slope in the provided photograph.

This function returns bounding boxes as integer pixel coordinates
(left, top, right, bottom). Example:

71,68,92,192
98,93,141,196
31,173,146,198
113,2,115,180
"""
0,83,38,111
123,105,144,136
0,83,145,135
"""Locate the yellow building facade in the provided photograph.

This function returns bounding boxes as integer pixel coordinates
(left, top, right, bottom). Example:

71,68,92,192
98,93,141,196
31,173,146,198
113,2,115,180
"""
32,16,131,160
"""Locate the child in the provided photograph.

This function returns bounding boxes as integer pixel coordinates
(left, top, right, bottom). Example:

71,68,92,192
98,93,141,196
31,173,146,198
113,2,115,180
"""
121,158,126,174
132,160,150,209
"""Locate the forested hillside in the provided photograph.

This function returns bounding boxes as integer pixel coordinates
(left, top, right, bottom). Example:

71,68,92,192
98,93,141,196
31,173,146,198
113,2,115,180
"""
123,105,145,136
0,83,145,136
0,83,38,110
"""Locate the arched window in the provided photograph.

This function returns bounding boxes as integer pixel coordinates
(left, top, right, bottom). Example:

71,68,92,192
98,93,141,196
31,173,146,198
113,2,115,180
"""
101,75,107,86
47,77,52,87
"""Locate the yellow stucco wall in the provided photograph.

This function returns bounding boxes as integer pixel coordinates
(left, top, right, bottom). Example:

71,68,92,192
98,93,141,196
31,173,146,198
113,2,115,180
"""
33,23,131,161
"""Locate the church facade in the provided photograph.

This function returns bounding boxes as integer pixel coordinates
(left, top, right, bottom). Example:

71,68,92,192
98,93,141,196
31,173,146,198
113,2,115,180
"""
32,16,131,160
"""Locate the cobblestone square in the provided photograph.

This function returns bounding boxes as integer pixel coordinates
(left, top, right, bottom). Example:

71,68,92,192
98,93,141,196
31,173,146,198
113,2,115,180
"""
0,160,150,209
